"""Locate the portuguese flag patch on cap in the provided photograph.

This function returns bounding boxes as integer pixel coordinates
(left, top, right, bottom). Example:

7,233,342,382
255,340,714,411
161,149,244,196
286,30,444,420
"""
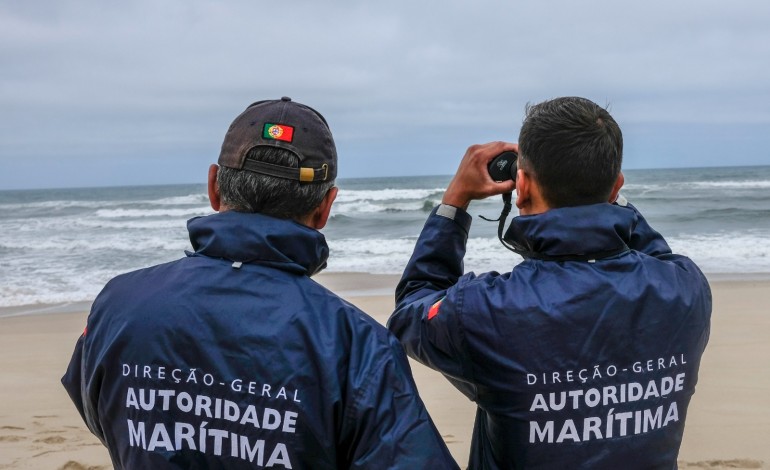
263,123,294,143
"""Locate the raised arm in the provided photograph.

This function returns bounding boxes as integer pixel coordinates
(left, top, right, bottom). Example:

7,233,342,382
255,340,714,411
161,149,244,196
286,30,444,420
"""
389,142,516,399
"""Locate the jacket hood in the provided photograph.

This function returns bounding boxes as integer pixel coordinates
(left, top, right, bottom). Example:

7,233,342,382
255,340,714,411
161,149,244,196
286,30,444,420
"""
504,203,635,259
186,211,329,275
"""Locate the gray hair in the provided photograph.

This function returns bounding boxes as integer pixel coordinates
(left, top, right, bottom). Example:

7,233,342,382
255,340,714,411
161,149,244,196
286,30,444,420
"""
217,146,335,220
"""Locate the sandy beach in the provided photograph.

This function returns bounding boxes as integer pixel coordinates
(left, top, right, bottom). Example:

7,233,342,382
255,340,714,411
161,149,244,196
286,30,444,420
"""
1,274,768,469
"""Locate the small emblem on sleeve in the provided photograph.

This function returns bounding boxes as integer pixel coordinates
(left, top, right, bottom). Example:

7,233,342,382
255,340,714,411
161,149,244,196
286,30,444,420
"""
263,123,295,142
428,297,445,320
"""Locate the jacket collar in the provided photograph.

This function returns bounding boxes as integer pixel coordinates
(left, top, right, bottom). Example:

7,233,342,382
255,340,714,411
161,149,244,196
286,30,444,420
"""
186,211,329,276
504,203,635,260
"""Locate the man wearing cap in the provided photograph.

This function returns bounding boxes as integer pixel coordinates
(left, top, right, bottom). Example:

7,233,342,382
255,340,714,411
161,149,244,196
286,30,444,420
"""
62,97,458,469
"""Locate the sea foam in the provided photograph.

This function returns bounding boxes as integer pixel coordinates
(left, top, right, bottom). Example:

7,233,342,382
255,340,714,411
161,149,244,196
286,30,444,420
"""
1,168,769,310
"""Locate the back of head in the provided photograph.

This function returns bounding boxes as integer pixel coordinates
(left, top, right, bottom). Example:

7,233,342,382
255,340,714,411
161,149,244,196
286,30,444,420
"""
518,97,623,208
216,97,337,220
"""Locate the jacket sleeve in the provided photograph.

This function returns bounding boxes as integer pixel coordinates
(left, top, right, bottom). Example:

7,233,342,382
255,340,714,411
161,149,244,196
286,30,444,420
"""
343,334,460,469
61,305,107,445
61,333,88,424
387,205,479,400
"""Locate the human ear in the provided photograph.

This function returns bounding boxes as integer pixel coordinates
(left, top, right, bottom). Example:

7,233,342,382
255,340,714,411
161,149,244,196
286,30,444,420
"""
609,172,625,203
309,186,338,229
207,164,221,211
515,169,530,210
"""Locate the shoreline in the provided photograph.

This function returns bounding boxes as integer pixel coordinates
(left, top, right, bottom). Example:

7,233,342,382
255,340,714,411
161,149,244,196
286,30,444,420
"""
0,274,768,468
2,271,769,318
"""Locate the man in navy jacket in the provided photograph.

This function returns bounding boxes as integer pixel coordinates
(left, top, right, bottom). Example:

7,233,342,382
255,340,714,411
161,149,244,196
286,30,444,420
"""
62,97,458,469
389,97,711,469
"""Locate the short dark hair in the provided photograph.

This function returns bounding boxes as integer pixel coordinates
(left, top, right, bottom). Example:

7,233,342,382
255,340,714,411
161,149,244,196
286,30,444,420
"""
217,146,335,220
518,97,623,207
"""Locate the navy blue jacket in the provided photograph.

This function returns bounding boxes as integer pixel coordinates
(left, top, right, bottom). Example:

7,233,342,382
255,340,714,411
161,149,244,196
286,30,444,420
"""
388,200,711,469
62,210,458,469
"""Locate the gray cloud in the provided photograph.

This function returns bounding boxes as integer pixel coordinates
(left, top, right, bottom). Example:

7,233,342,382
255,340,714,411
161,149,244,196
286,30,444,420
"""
1,0,769,188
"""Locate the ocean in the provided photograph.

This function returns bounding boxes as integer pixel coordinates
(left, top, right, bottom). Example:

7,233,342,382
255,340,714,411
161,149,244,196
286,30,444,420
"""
1,165,769,312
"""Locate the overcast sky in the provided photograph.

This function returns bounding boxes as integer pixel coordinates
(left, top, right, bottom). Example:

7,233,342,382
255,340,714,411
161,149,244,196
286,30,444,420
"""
1,0,769,189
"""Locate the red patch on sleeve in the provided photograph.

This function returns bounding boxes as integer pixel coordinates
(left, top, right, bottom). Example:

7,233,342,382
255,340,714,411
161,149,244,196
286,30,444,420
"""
428,298,444,320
